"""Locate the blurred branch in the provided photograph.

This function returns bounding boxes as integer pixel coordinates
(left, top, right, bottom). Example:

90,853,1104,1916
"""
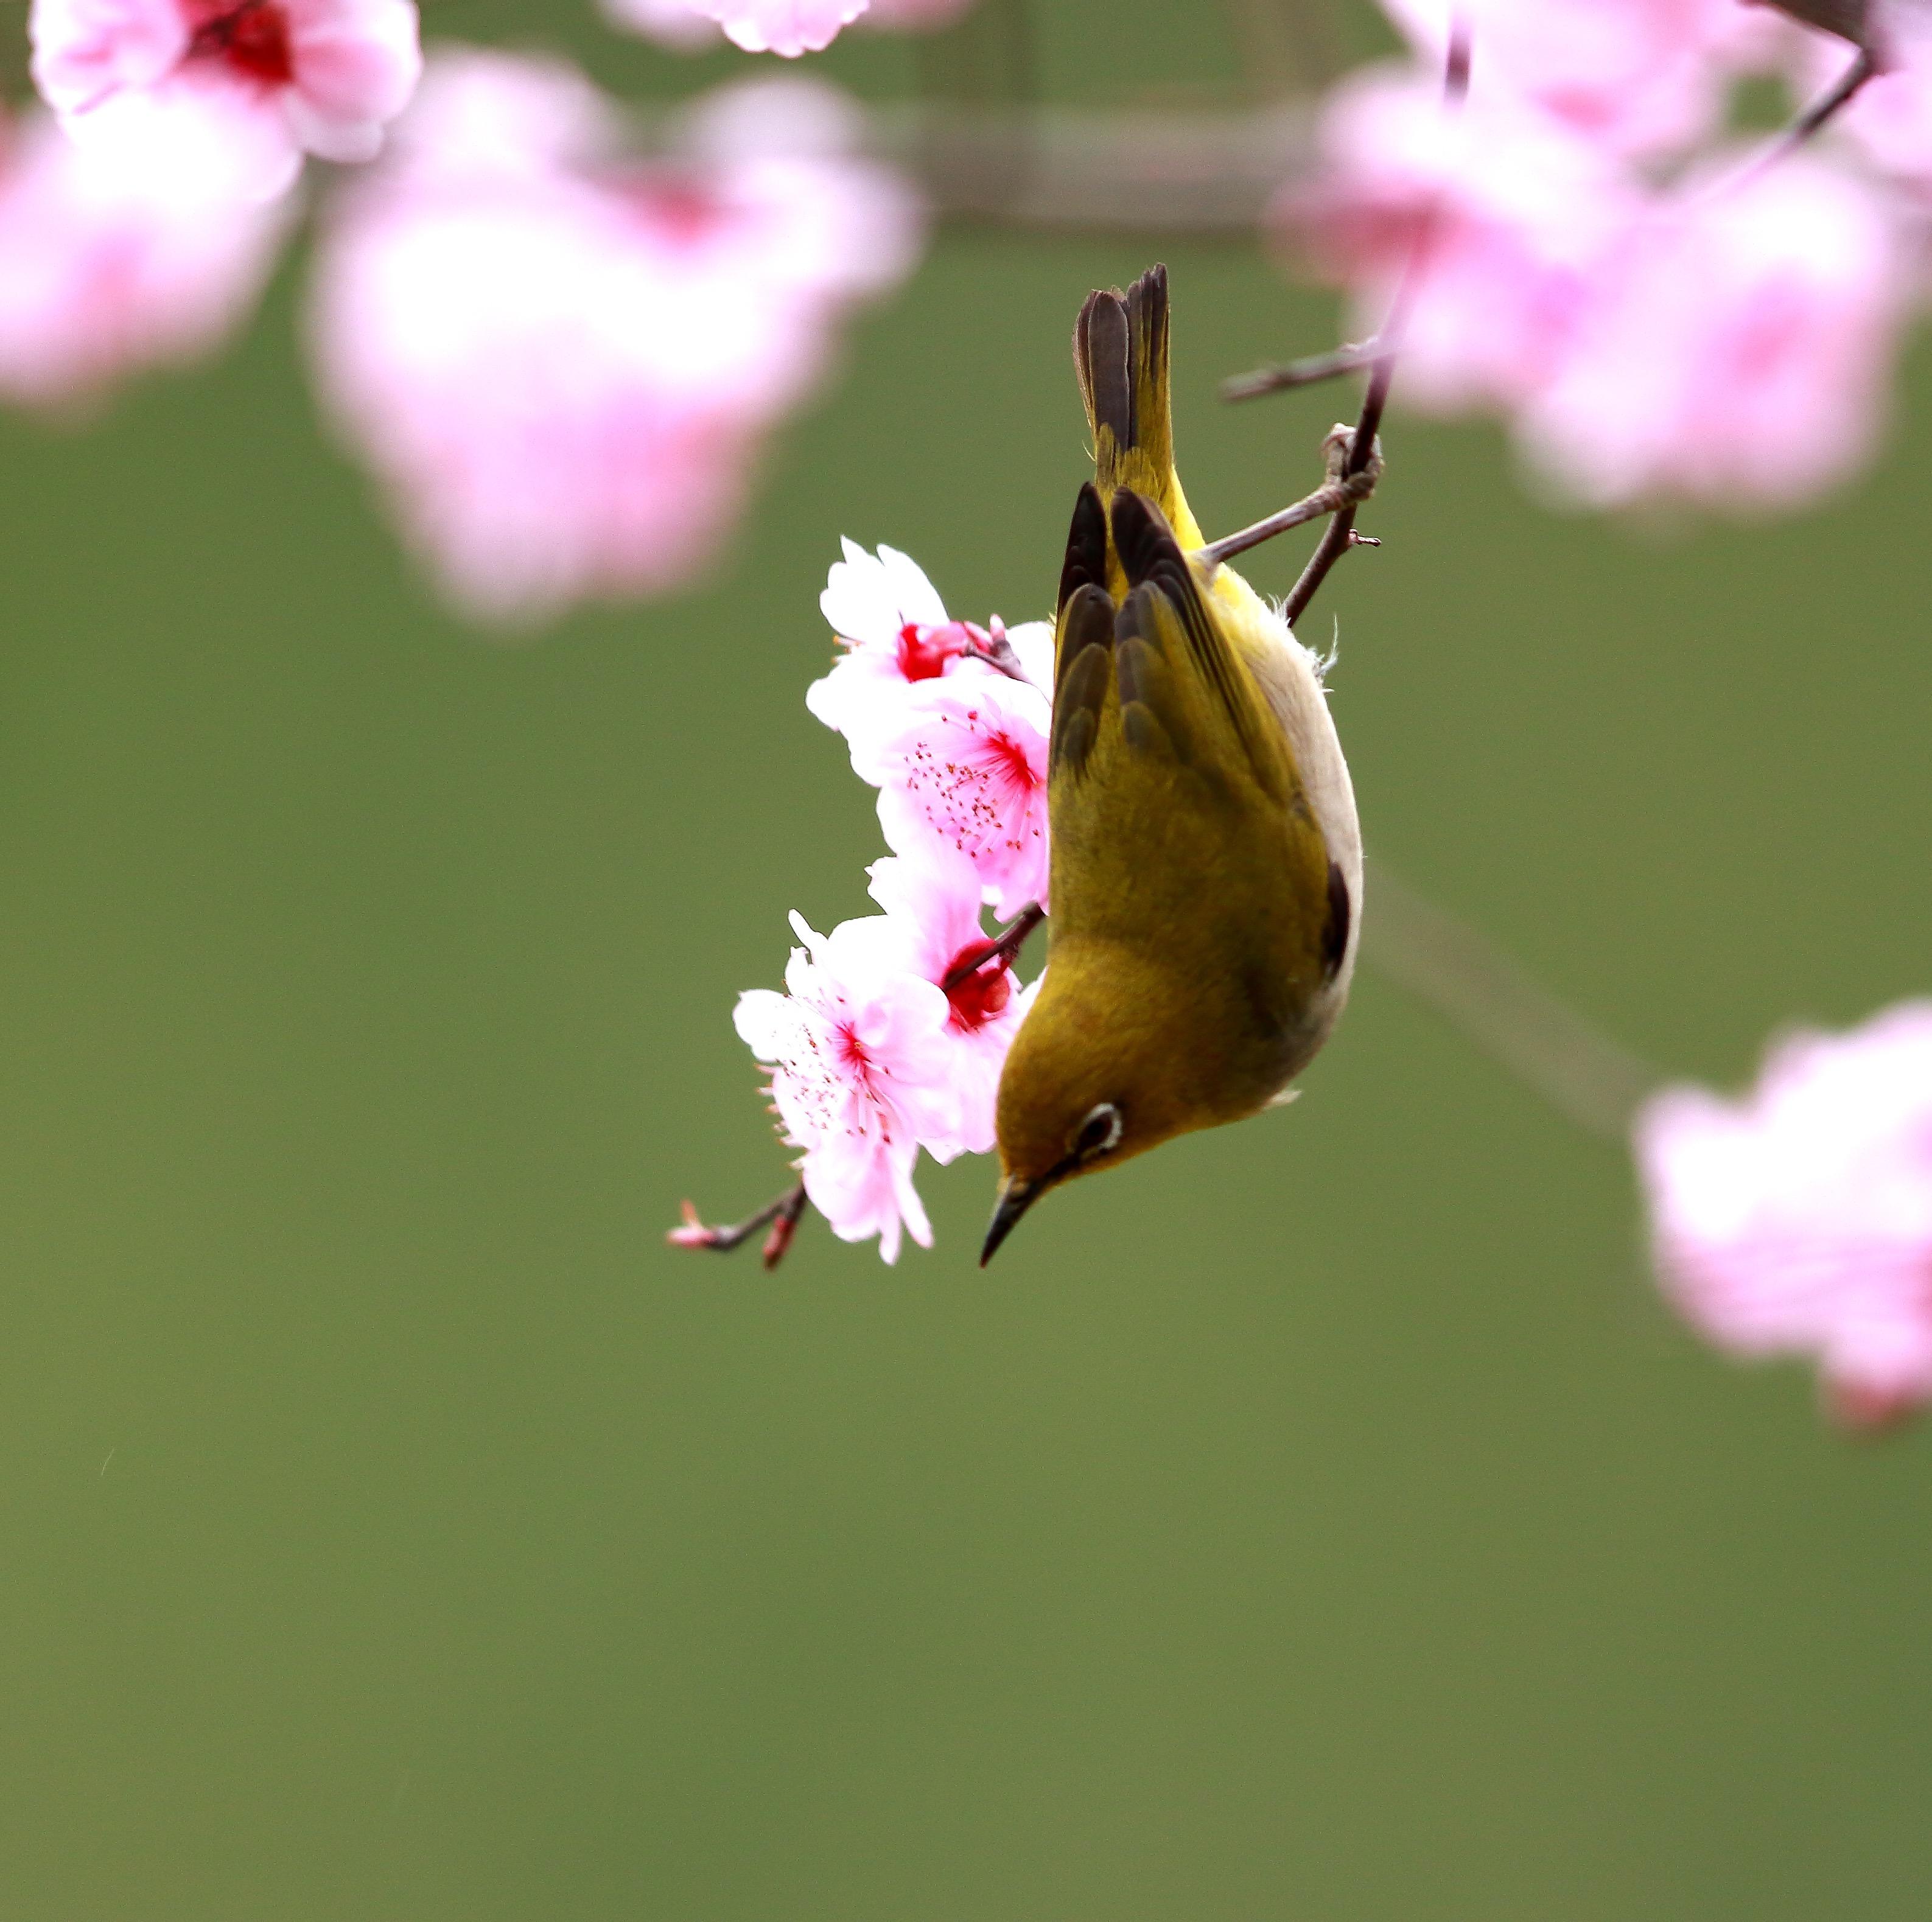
1360,861,1662,1145
1221,0,1350,102
877,103,1310,232
1253,19,1468,626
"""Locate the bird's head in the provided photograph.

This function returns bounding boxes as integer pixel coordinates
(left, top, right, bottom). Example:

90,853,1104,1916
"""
982,943,1250,1263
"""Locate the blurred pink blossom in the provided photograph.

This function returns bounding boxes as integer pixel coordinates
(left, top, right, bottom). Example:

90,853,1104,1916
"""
307,51,923,623
31,0,422,198
808,539,1052,761
0,94,294,410
1517,152,1908,512
1636,1001,1932,1429
733,911,959,1262
1292,65,1639,413
863,851,1038,1157
1376,0,1744,157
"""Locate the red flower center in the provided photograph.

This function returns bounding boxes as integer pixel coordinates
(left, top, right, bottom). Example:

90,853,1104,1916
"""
895,622,957,682
186,1,293,85
945,959,1012,1033
987,729,1037,792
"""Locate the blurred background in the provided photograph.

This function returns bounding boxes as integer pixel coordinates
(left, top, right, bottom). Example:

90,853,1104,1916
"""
2,2,1931,1918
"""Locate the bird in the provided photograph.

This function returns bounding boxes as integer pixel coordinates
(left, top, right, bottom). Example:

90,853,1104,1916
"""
982,264,1363,1263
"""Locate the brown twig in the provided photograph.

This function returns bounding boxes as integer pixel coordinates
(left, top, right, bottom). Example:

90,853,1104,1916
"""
1269,16,1470,626
1279,357,1395,625
1222,338,1385,403
1742,41,1881,181
959,617,1034,683
669,1182,810,1270
942,901,1046,991
1197,420,1383,569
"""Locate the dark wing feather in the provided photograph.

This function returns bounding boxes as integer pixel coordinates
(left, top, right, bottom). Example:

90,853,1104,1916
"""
1056,483,1108,615
1050,583,1115,780
1109,489,1288,802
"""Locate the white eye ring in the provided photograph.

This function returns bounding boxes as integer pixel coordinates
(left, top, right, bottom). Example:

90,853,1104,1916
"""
1075,1102,1123,1156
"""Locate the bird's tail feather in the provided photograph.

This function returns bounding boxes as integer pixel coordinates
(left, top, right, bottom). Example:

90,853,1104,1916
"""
1071,264,1199,547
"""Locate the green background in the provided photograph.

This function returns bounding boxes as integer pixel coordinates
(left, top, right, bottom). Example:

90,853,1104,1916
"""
2,4,1930,1917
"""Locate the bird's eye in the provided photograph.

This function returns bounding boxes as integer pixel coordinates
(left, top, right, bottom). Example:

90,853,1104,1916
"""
1073,1103,1123,1158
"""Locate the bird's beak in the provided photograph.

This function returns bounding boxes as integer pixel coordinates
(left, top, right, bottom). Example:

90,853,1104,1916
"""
979,1175,1043,1267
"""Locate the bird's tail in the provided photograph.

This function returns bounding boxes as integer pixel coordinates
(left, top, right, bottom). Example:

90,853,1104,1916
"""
1071,264,1204,554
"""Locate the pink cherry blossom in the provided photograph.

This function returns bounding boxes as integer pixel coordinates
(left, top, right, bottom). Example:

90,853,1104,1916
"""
733,910,958,1262
1289,65,1639,414
863,851,1039,1157
1376,0,1743,158
1516,152,1908,512
1636,1001,1932,1429
0,95,294,410
807,538,1052,757
31,0,422,198
864,662,1050,923
307,52,923,622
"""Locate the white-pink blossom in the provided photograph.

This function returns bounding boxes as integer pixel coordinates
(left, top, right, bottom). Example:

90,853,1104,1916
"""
31,0,422,198
733,911,957,1262
863,851,1038,1157
604,0,973,51
0,94,293,410
863,659,1050,923
698,0,866,57
1636,1001,1932,1429
1376,0,1743,158
807,539,1052,758
306,52,923,622
1289,65,1639,414
1516,152,1907,512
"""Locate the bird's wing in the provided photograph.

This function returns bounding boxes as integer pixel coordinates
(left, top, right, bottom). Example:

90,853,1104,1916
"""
1108,489,1296,809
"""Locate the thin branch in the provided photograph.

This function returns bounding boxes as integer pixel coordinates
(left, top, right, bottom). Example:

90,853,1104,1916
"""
1280,355,1395,625
1197,419,1383,568
1360,860,1663,1144
1223,338,1385,403
942,901,1046,991
670,1182,810,1270
1746,43,1880,180
1273,15,1470,626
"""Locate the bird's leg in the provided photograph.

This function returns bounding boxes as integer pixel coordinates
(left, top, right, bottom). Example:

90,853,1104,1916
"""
1195,421,1384,570
942,902,1046,990
668,1181,810,1271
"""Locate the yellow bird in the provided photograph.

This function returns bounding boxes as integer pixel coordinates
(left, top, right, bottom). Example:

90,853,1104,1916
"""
982,265,1363,1262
